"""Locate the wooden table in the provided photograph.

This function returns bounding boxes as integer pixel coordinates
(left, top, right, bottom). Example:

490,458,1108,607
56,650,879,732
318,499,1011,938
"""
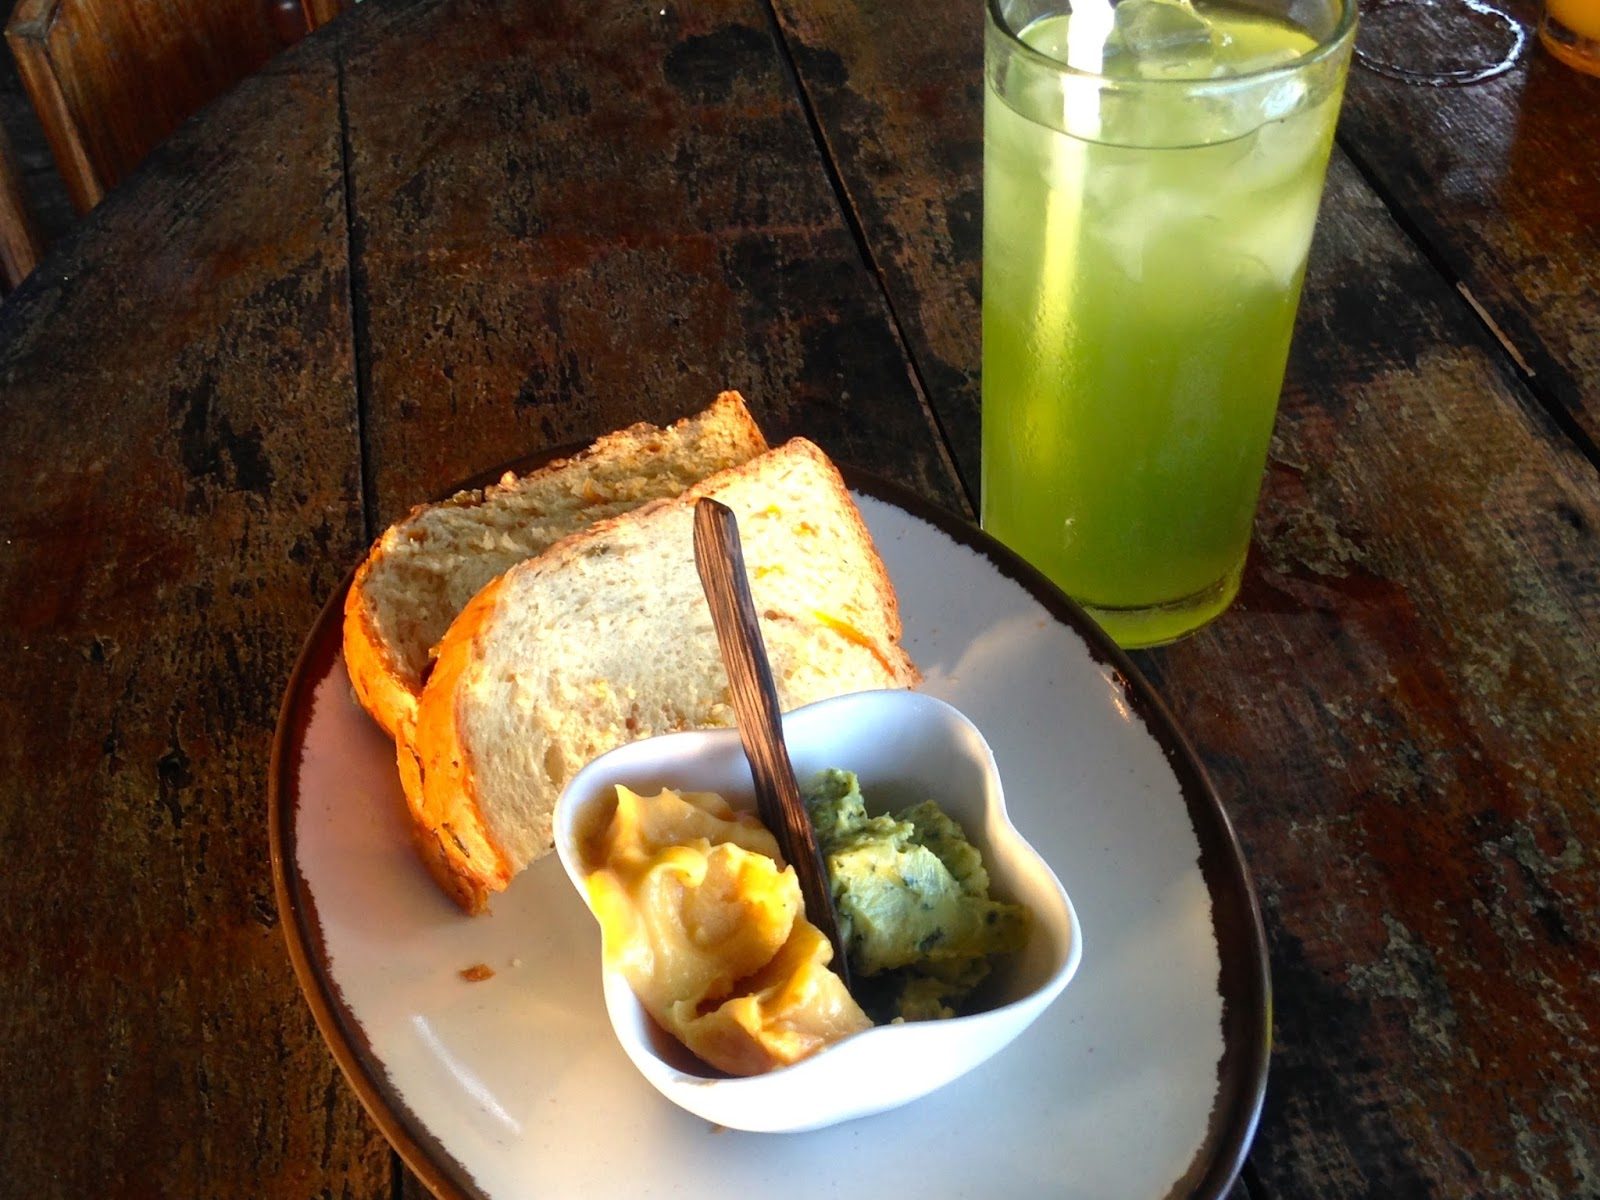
1,0,1596,1194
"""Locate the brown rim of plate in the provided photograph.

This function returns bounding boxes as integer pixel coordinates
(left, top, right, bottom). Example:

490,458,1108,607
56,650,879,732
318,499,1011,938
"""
269,452,1271,1200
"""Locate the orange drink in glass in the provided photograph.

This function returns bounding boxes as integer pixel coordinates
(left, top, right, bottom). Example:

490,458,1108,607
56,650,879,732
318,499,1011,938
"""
1541,0,1600,73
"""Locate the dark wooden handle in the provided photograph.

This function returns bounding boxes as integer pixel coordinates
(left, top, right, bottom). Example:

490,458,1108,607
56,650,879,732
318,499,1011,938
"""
692,497,853,991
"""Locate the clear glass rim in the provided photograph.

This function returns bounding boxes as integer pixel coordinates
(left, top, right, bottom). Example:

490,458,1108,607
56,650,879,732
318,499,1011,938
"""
985,0,1359,91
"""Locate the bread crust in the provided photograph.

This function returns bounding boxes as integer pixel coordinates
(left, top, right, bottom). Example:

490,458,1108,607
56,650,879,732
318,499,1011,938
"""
342,564,420,741
403,575,515,914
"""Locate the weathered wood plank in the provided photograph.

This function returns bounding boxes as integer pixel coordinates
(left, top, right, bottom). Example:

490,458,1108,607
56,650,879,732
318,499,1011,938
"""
0,39,389,1200
339,0,962,528
1138,152,1600,1198
769,0,1600,1193
1337,0,1600,452
767,0,985,492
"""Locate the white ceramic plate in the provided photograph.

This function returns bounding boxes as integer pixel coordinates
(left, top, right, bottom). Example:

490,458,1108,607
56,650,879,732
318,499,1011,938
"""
271,467,1269,1200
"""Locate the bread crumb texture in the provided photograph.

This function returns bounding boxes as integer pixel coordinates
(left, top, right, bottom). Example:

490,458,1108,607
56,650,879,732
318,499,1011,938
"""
456,438,917,876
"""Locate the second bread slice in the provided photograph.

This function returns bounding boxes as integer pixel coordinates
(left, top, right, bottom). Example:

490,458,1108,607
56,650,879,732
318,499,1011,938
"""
405,438,920,913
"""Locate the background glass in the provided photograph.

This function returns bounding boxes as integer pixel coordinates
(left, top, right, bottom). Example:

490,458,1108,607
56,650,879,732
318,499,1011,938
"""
981,0,1357,647
1541,0,1600,74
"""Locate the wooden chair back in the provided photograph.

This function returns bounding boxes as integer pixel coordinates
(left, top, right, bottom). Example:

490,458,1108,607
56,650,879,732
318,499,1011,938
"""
5,0,346,215
0,122,43,292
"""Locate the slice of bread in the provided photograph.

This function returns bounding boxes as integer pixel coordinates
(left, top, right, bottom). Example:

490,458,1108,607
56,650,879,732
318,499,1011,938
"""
342,392,767,740
404,438,921,913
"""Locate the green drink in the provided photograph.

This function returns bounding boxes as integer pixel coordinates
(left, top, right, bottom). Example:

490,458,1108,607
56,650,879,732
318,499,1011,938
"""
981,0,1355,647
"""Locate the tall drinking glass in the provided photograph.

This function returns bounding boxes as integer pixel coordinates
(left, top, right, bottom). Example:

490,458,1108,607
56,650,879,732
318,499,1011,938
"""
982,0,1356,647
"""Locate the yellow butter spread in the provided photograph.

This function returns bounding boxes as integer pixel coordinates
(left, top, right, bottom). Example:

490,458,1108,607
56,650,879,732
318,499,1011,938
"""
584,785,872,1076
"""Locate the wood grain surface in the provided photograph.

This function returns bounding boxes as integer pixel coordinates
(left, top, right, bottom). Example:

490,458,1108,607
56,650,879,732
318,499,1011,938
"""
0,0,1596,1195
1338,0,1600,455
1337,0,1600,454
769,0,986,492
0,41,388,1200
339,0,962,528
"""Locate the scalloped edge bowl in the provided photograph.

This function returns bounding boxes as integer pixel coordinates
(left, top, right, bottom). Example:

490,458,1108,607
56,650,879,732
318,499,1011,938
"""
552,689,1082,1133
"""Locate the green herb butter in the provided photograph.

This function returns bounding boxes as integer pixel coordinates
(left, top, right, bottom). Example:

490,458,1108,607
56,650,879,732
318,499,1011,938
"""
803,768,1030,1023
